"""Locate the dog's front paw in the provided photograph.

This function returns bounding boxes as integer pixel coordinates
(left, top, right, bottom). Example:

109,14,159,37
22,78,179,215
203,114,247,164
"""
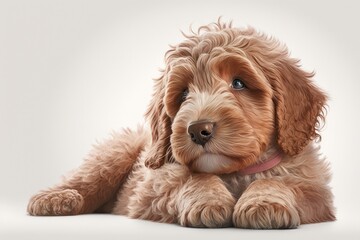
178,182,236,228
233,197,300,229
179,199,234,228
176,175,235,228
27,189,84,216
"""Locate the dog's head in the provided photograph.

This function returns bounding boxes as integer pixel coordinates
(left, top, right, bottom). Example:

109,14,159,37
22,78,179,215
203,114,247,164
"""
145,21,326,174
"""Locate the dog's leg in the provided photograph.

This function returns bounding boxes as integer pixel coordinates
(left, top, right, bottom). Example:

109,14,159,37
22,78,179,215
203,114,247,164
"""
283,178,336,224
232,178,335,229
125,165,235,227
176,174,236,227
232,178,300,229
27,128,149,216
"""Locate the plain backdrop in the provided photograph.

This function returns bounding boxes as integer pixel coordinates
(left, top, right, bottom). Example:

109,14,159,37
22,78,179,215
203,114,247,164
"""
1,0,360,239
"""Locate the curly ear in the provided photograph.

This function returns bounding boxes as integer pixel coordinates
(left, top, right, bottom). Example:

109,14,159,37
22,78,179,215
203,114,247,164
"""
271,58,327,155
144,75,173,169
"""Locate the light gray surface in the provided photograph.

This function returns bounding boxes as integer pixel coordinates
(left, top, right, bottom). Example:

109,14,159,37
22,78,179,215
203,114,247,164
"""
0,201,357,240
1,0,360,239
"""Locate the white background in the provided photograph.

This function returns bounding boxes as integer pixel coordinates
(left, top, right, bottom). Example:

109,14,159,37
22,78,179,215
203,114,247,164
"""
1,0,359,239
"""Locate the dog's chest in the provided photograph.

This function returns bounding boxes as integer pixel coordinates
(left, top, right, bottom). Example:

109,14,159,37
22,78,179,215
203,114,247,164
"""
220,173,255,199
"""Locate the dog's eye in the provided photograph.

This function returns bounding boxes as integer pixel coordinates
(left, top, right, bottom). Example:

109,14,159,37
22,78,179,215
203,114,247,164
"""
231,78,246,90
181,88,189,102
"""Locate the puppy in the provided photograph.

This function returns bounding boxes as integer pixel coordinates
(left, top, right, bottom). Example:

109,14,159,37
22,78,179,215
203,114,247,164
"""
28,21,335,229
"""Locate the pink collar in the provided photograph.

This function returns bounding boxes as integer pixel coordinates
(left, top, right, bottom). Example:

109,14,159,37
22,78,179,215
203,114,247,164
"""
238,152,282,175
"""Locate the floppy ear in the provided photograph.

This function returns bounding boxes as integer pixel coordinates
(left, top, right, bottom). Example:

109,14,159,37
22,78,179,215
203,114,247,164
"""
271,58,327,156
144,74,173,169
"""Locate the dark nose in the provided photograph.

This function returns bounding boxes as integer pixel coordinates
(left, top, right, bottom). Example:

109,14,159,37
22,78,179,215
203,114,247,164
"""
187,120,215,146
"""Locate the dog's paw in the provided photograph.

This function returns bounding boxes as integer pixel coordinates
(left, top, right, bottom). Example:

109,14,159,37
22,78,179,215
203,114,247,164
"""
178,196,235,228
27,189,84,216
233,198,300,229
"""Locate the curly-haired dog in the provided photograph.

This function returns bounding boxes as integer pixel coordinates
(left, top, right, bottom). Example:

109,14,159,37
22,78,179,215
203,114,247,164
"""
28,21,335,229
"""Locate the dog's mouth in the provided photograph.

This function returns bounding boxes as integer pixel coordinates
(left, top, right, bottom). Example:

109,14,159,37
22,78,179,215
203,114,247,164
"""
190,153,236,174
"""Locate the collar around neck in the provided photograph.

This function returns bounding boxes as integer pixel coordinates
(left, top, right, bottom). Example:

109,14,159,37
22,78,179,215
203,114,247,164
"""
238,152,282,176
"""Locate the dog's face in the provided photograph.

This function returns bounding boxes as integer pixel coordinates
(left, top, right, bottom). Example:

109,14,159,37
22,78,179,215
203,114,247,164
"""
166,48,275,174
145,23,326,174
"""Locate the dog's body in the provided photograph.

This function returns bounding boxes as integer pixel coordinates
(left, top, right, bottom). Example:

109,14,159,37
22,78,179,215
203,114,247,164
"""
28,21,335,229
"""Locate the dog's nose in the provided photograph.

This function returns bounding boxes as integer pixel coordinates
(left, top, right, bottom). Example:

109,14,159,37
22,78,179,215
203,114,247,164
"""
187,120,215,146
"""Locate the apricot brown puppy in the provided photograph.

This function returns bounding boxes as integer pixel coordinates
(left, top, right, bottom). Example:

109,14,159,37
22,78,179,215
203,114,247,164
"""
28,21,335,229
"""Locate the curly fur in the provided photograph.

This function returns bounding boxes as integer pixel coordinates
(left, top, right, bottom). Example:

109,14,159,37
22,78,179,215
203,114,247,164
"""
27,20,335,229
